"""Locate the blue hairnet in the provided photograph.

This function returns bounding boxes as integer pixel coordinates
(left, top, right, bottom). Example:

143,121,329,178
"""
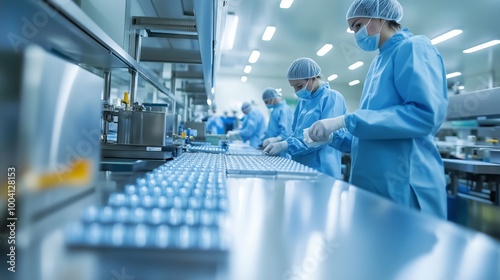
241,102,251,111
262,88,281,100
287,57,321,80
346,0,403,23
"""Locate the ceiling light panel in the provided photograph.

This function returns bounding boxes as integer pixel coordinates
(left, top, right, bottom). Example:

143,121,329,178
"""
280,0,294,9
221,14,239,50
327,74,338,81
446,72,461,79
262,26,276,41
431,29,463,45
316,44,333,56
348,61,364,70
463,40,500,53
248,50,261,63
349,80,360,86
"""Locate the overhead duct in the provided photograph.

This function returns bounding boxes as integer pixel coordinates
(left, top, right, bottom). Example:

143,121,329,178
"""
132,17,198,41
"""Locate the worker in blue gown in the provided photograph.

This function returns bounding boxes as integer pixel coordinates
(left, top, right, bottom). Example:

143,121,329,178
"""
306,0,448,219
206,105,225,134
263,57,348,180
260,87,294,157
227,102,266,149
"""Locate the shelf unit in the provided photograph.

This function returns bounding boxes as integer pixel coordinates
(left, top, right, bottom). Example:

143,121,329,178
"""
2,0,224,109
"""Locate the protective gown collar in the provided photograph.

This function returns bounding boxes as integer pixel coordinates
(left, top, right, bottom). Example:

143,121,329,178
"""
380,27,413,53
310,82,330,99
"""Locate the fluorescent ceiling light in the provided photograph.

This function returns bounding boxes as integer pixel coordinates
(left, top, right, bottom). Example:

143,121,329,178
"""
207,99,212,106
211,87,215,94
463,40,500,53
446,72,461,79
262,26,276,41
280,0,294,9
431,29,463,45
316,44,333,56
221,14,239,50
241,76,248,82
248,50,261,63
244,65,252,73
349,80,360,86
346,28,354,34
348,61,364,70
327,74,338,81
162,63,172,79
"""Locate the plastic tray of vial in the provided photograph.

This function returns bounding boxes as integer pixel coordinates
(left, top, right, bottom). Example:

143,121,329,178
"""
226,147,265,156
225,155,318,176
187,145,226,154
189,141,212,146
66,153,229,252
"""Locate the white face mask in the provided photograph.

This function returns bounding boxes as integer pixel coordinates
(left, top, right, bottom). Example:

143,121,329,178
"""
354,18,385,52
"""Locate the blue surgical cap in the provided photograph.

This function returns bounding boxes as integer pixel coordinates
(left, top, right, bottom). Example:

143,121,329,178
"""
346,0,403,23
262,88,281,101
287,57,321,80
241,102,251,111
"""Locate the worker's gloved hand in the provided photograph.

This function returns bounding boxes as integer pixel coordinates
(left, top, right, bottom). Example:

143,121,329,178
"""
308,116,345,142
262,136,282,148
263,141,288,156
303,128,333,147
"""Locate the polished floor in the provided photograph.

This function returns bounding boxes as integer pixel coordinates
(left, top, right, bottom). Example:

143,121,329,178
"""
447,194,500,241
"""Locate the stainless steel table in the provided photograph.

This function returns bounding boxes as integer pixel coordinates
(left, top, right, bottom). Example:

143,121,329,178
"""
443,158,500,205
224,175,500,280
5,173,500,280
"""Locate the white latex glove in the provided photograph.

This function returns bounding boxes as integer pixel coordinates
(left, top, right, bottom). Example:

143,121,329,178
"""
308,116,346,142
263,141,288,156
262,136,282,148
303,128,333,147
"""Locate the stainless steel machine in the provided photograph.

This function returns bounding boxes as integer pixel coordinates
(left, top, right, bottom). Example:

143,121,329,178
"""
101,102,181,161
0,45,104,260
438,87,500,204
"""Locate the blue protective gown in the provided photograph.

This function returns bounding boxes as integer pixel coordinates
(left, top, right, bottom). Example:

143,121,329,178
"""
330,28,448,219
286,83,347,179
206,115,225,134
261,100,294,141
239,108,267,148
